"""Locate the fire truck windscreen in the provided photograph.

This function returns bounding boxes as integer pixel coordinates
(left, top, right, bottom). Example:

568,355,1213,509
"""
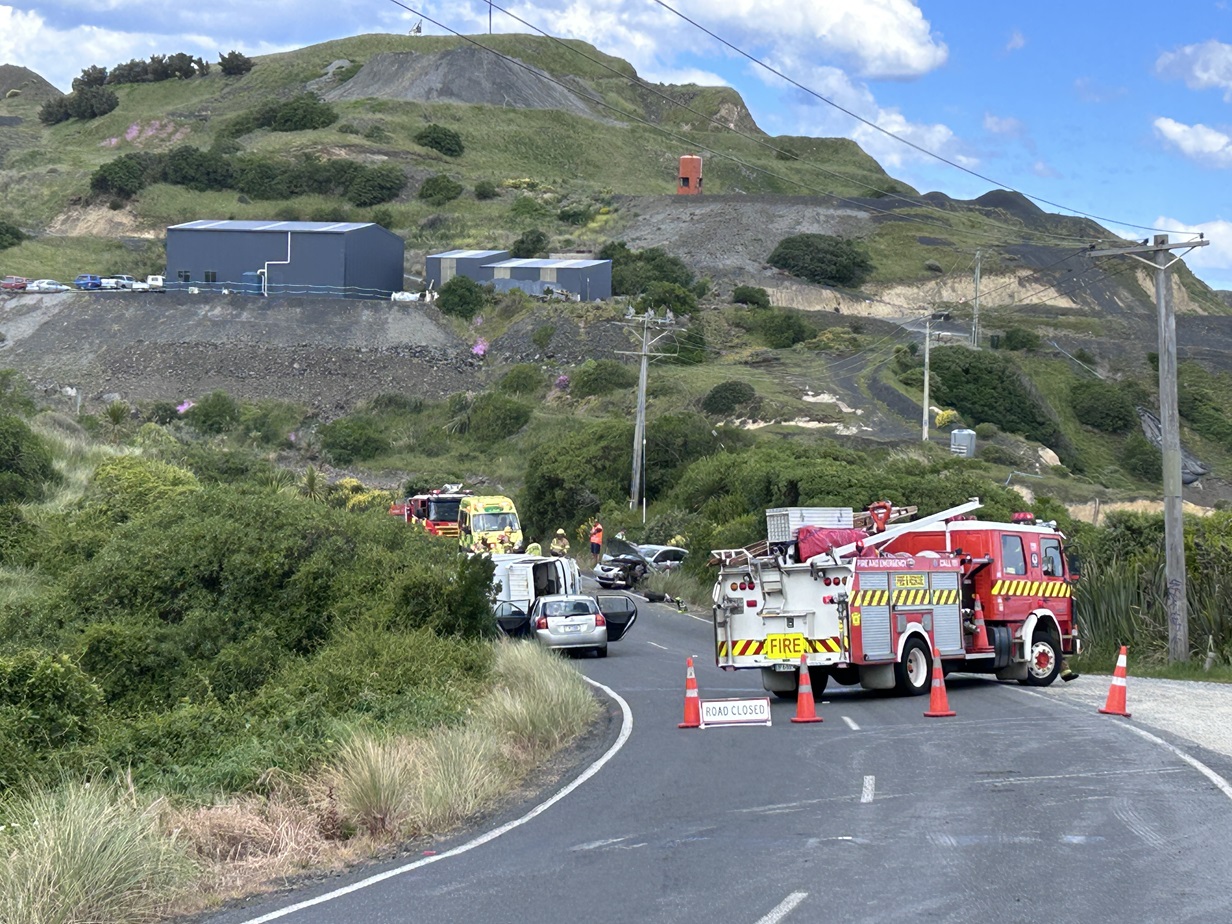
427,498,462,522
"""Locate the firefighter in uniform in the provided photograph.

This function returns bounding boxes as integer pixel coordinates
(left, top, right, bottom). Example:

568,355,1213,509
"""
525,538,542,556
550,529,570,557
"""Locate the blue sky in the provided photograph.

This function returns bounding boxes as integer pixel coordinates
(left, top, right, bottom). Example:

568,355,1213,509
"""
2,0,1231,289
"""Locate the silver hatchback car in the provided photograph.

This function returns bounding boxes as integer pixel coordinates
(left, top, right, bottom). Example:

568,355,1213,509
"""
498,592,638,658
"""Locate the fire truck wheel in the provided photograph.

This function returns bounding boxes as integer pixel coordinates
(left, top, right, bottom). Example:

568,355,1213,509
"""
1020,632,1061,686
894,637,932,696
808,667,829,698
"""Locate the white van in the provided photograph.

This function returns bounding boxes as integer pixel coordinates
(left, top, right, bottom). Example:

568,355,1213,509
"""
490,553,581,630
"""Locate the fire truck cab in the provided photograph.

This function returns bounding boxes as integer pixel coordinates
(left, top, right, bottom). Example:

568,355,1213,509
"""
711,500,1079,700
389,486,472,539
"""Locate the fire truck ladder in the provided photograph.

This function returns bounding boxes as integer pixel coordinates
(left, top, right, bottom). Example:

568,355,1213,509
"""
815,498,984,565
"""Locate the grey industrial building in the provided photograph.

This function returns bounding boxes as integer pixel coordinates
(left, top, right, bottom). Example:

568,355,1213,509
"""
486,258,612,300
165,220,405,299
425,249,510,288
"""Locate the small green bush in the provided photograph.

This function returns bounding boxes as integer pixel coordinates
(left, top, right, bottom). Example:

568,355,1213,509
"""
415,124,465,157
767,234,872,287
498,364,546,395
438,276,489,320
1123,431,1162,482
0,415,60,504
1000,327,1042,352
637,281,697,314
418,174,464,205
511,228,549,259
732,285,770,309
598,241,694,296
184,390,241,434
320,414,390,464
702,381,756,415
467,394,532,442
571,359,638,398
1070,380,1136,433
475,179,499,200
218,50,255,76
978,444,1019,466
88,456,201,524
532,324,555,352
973,422,999,439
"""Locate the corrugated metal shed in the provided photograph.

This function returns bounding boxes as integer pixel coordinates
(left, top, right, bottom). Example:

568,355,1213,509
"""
485,258,611,300
425,249,510,288
165,220,404,299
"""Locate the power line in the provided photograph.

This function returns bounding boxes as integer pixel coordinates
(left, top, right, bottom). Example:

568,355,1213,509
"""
648,0,1203,239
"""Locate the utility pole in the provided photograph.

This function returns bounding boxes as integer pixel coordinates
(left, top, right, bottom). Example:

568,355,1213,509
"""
618,309,676,521
921,317,931,442
971,250,982,348
1089,233,1209,663
489,1,493,33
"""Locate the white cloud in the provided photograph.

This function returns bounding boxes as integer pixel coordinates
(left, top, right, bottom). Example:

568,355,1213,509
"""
1005,29,1025,53
1031,160,1060,179
1073,76,1127,103
1154,117,1232,168
1155,215,1232,284
983,113,1024,137
1155,39,1232,101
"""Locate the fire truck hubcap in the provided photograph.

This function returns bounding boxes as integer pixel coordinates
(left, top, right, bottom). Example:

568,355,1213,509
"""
1029,641,1055,678
907,647,928,686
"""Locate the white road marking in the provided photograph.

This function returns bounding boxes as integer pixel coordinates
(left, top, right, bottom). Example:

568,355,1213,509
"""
235,676,634,924
1017,687,1232,805
687,612,710,623
647,641,670,651
860,775,875,803
842,715,860,731
756,891,808,924
573,836,630,851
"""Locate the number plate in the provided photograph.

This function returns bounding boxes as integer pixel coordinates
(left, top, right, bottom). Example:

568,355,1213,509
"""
763,633,807,660
561,624,583,633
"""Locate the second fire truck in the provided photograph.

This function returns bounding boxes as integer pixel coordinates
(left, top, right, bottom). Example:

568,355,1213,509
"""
711,499,1081,698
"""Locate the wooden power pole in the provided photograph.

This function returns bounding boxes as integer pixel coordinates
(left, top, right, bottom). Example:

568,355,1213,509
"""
922,317,931,442
1089,233,1209,662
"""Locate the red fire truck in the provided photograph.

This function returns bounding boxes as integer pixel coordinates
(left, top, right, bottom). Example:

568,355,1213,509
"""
388,486,473,539
710,499,1080,698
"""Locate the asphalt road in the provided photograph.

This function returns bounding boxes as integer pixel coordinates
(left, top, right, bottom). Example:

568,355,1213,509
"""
206,596,1232,924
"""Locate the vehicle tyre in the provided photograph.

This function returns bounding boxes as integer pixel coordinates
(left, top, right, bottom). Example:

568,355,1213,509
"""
894,636,932,696
597,581,612,589
808,667,830,698
1020,631,1061,686
595,645,608,658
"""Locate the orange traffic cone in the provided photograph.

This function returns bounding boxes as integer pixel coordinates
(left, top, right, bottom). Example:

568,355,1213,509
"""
923,642,956,718
791,653,823,723
678,657,701,728
969,597,991,650
1098,645,1132,717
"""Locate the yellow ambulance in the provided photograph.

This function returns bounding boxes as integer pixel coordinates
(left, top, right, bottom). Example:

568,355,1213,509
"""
458,495,523,553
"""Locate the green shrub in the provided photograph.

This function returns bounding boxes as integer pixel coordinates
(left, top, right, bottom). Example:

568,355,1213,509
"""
0,220,25,251
475,179,499,200
702,381,756,415
532,324,555,351
973,422,999,439
637,281,697,314
437,275,489,320
510,196,550,220
418,174,464,206
88,455,201,524
571,359,637,398
466,394,532,442
978,444,1019,466
734,307,815,349
1123,431,1162,482
219,49,254,75
1070,380,1136,433
767,234,872,287
260,93,337,132
1000,327,1042,351
415,124,465,157
597,242,694,296
498,364,546,395
0,415,60,504
732,285,770,309
346,164,406,206
557,204,594,225
320,414,390,464
523,420,632,530
511,228,549,259
184,389,241,434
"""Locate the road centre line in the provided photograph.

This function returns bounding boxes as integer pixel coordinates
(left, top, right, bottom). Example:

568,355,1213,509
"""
236,676,634,924
1016,687,1232,805
842,715,860,731
756,891,808,924
860,775,875,803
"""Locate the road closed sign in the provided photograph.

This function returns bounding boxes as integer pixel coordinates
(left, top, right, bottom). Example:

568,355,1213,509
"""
700,696,772,728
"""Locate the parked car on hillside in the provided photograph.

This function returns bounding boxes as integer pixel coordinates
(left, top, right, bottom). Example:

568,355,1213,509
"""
101,274,136,289
131,275,165,292
26,279,70,293
595,539,688,589
74,274,102,290
1,276,28,291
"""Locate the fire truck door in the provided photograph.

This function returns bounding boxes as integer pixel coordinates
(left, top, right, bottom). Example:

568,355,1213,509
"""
855,572,892,660
929,571,964,656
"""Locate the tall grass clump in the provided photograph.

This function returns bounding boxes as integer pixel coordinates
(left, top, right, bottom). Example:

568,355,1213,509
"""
333,737,410,837
0,781,192,924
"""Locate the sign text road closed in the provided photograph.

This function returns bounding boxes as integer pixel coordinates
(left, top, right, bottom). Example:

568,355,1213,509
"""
700,696,772,728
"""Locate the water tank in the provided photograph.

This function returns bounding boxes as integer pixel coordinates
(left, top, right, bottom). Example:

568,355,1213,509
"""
241,271,262,296
950,428,976,458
